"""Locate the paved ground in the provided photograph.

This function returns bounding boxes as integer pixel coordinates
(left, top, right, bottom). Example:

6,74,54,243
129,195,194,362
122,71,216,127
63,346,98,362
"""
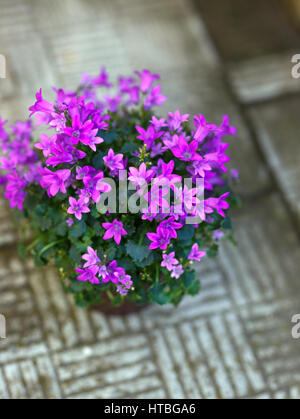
0,0,300,399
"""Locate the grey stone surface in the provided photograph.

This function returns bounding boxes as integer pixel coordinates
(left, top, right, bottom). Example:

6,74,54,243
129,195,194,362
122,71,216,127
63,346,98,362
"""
248,96,300,226
228,52,300,104
0,0,300,400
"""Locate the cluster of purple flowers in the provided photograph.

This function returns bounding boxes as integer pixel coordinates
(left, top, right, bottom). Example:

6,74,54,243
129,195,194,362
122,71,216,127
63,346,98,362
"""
0,67,238,301
0,117,41,210
76,246,132,296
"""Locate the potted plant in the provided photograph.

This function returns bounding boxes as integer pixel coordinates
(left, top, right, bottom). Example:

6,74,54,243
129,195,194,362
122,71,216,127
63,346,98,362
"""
0,68,239,315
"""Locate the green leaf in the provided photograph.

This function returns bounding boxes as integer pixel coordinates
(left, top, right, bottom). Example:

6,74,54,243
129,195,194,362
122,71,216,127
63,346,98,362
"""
69,245,82,263
178,225,195,241
149,283,171,305
121,143,138,154
207,243,219,258
182,270,196,289
100,130,117,144
69,220,87,238
18,242,28,260
221,216,232,230
92,152,105,171
187,280,200,295
125,240,151,263
56,221,67,236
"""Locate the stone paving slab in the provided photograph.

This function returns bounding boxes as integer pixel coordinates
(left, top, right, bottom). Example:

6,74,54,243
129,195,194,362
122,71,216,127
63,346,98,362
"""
228,51,300,104
0,194,300,399
193,0,300,62
248,95,300,226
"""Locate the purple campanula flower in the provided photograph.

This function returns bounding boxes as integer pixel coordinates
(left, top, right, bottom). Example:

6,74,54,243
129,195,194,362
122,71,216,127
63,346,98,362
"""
161,252,179,271
147,227,170,250
35,134,54,157
136,125,163,150
144,85,167,110
213,230,224,240
188,243,206,262
91,67,112,88
128,162,154,189
67,197,90,220
4,171,27,210
64,114,99,148
171,136,201,162
171,264,184,279
49,112,66,132
75,266,99,284
103,148,124,171
150,116,167,132
205,192,230,218
40,168,71,196
168,110,189,132
102,219,127,245
159,216,183,239
29,89,54,117
82,246,100,268
66,218,74,227
104,95,122,113
135,69,159,93
10,120,32,141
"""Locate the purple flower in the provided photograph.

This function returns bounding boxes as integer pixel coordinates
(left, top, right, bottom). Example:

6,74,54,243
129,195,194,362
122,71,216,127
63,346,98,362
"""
161,252,179,271
128,162,154,188
102,219,127,244
40,168,71,196
75,266,99,284
213,230,224,240
104,95,122,113
49,112,66,132
145,182,170,212
29,89,54,117
64,115,99,147
144,85,167,110
205,192,230,218
147,227,170,250
150,116,167,131
67,197,90,220
168,110,189,131
101,260,124,284
76,166,96,181
171,264,184,279
135,69,159,93
159,216,182,239
103,148,124,171
230,168,239,181
155,159,182,186
136,125,163,150
4,171,27,210
66,218,74,227
91,67,112,88
10,120,32,141
34,134,54,157
82,246,100,268
171,136,201,161
188,243,206,261
118,76,135,93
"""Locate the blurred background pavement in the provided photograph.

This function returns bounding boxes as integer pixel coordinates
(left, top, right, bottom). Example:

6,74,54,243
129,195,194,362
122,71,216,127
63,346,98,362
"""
0,0,300,399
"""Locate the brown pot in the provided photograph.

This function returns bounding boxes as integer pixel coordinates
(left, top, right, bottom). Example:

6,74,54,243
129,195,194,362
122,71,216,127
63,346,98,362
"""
90,297,150,316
